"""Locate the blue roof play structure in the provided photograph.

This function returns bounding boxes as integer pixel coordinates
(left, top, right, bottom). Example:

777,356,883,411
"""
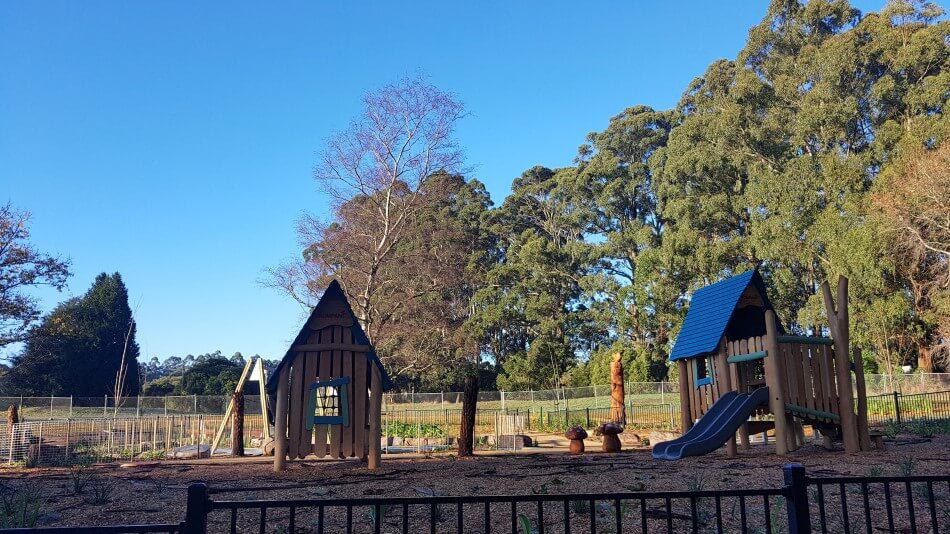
669,269,781,362
655,269,794,460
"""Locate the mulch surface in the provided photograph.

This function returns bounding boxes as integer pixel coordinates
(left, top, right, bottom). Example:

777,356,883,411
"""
1,432,947,529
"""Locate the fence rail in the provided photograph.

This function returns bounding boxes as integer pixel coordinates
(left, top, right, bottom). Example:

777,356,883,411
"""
3,465,947,533
3,373,947,420
4,390,949,467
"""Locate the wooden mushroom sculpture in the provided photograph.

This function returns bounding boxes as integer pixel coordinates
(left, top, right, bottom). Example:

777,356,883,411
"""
596,422,623,453
565,426,588,454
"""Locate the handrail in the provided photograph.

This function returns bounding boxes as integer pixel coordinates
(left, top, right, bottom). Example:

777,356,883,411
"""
785,403,841,422
776,335,834,346
727,350,767,363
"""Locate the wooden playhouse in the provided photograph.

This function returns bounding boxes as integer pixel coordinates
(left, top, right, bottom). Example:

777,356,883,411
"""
268,280,392,470
654,270,873,459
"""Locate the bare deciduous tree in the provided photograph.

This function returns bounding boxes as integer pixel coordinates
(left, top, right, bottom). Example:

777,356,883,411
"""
270,76,466,346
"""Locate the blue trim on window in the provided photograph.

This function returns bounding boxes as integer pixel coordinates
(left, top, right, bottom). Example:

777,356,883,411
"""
306,376,350,429
692,356,716,389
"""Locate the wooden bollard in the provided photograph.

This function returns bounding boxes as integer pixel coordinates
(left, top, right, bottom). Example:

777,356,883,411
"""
231,391,244,457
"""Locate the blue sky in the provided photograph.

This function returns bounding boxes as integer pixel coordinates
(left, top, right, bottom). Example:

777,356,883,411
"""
1,1,887,362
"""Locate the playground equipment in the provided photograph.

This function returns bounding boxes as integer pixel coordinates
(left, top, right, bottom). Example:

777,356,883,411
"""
209,356,270,455
269,280,392,471
654,270,871,459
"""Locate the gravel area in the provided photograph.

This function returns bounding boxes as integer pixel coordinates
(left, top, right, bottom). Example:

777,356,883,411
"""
1,432,947,531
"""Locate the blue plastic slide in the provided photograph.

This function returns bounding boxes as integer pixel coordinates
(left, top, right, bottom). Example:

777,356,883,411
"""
652,387,769,460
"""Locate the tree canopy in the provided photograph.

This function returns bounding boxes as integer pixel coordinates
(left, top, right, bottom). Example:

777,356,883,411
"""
278,0,948,391
1,273,140,396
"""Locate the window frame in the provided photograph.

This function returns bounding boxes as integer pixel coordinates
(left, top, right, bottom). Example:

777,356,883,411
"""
693,355,715,388
305,376,351,429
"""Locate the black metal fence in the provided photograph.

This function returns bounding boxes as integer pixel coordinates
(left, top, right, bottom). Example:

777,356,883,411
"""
6,464,948,533
866,389,950,426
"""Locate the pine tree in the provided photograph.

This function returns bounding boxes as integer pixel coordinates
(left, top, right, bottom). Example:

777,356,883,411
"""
2,273,140,396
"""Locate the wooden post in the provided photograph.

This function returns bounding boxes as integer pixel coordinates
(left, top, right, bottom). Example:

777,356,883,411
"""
273,366,289,472
852,346,871,451
231,391,244,457
715,343,737,457
764,310,789,455
368,367,382,470
458,373,479,457
821,277,860,453
677,360,692,432
609,353,626,425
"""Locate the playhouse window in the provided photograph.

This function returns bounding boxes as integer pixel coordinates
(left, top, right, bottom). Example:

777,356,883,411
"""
694,356,714,388
306,377,350,429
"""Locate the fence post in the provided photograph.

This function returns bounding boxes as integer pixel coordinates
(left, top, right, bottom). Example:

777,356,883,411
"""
585,407,590,428
194,394,198,413
49,395,54,419
783,463,811,533
183,482,210,534
69,396,73,418
103,395,108,417
893,391,902,424
136,396,141,417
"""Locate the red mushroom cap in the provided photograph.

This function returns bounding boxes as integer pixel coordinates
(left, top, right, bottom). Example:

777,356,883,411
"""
564,426,588,440
595,422,624,436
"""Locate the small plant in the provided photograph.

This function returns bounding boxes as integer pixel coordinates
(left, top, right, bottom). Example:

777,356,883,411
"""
571,499,589,515
897,457,917,477
685,474,705,492
87,478,115,505
518,513,537,534
69,466,94,495
137,449,166,461
366,504,390,531
0,482,42,528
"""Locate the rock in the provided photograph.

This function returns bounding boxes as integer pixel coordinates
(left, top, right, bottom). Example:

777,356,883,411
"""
262,438,276,456
170,444,211,459
648,430,681,447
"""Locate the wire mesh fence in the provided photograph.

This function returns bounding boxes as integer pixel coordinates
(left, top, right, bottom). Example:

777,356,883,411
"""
1,373,946,421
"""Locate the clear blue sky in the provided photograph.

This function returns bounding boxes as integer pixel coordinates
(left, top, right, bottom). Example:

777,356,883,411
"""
1,1,886,362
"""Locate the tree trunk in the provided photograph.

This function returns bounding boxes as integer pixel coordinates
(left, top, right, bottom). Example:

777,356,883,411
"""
917,345,933,373
231,391,244,457
458,374,479,457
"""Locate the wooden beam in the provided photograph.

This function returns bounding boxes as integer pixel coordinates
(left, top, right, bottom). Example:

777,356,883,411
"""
291,343,370,353
210,358,255,453
821,277,860,453
764,310,789,455
273,365,289,472
852,346,871,451
368,366,382,470
677,359,692,432
777,336,834,346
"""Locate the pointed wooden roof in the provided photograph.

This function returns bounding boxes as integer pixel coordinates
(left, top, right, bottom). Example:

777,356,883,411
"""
266,280,392,393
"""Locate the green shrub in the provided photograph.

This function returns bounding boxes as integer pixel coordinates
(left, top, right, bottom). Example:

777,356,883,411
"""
384,421,446,438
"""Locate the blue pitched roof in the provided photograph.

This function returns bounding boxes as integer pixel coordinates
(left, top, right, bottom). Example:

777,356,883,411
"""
669,270,776,362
